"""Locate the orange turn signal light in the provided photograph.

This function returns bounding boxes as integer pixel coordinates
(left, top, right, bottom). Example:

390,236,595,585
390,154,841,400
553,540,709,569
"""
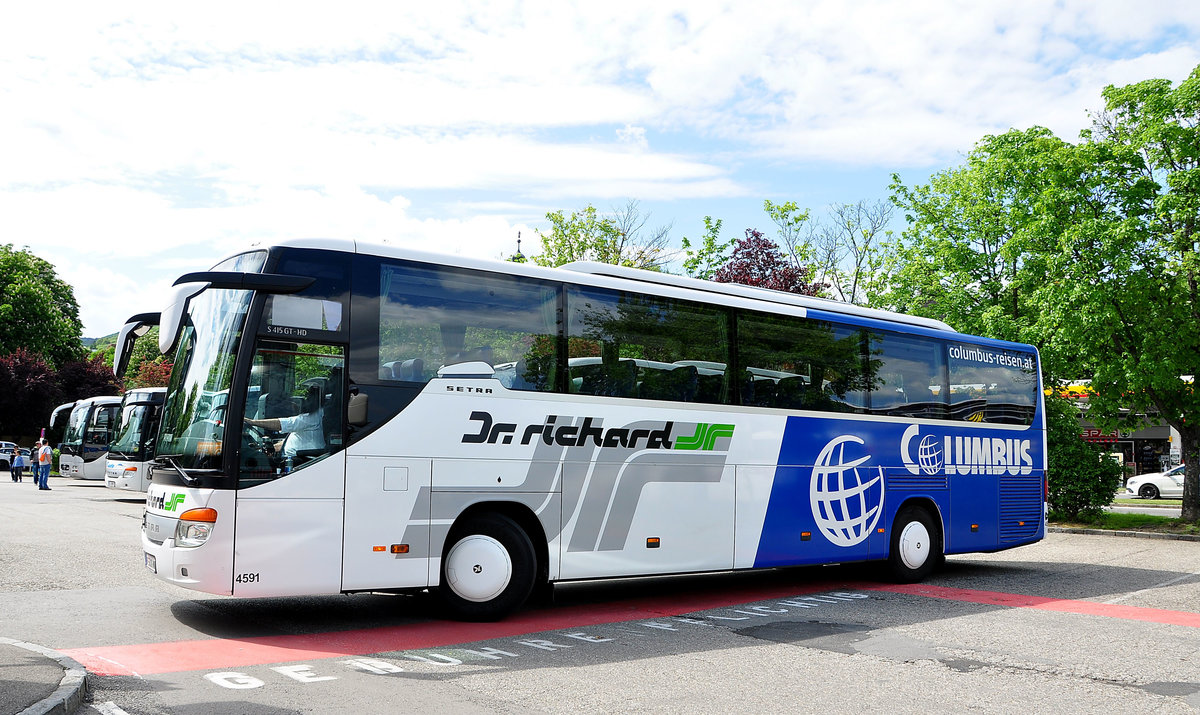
179,507,217,523
391,544,409,554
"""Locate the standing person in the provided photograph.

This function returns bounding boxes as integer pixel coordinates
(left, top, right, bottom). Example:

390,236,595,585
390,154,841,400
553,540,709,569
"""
12,449,25,483
36,438,53,490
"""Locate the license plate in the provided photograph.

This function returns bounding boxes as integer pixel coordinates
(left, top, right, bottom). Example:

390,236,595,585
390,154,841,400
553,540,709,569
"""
144,552,157,574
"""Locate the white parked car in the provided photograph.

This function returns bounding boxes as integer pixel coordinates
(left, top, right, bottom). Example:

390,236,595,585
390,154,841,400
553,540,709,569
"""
1125,465,1185,499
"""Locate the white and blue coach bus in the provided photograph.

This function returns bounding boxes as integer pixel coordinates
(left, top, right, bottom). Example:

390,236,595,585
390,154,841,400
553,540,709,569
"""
126,238,1045,620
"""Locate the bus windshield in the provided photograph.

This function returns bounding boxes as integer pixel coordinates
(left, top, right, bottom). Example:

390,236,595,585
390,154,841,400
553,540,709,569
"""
108,404,155,460
156,252,265,470
61,406,88,454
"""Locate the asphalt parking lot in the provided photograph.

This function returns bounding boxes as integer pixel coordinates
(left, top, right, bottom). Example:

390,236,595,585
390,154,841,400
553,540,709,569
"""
2,475,1199,714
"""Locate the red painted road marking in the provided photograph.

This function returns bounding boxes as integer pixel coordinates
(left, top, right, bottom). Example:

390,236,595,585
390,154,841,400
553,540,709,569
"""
62,582,1200,676
61,580,848,676
868,583,1200,629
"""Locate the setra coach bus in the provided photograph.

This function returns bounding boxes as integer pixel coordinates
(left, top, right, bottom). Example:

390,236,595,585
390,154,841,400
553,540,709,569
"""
105,387,167,492
125,238,1046,620
58,395,122,480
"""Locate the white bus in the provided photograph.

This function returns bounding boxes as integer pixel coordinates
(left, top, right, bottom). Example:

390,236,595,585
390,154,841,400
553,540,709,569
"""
58,395,123,480
130,238,1045,620
105,387,167,492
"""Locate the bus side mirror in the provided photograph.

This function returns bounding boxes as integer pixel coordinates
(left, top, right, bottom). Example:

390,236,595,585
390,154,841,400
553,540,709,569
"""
347,392,368,427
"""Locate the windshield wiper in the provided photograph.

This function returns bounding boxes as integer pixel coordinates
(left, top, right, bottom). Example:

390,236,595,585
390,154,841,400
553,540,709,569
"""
155,454,201,487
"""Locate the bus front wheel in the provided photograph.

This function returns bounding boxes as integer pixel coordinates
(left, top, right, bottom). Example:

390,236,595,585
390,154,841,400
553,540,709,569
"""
886,505,944,583
439,513,536,621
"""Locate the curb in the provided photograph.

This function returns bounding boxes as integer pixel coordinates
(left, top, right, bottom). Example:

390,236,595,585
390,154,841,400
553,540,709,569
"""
1048,526,1200,542
0,637,88,715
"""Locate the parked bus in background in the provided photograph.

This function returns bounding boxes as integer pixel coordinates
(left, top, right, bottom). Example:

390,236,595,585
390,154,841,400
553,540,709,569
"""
105,387,167,492
48,401,76,447
128,238,1046,621
58,396,122,480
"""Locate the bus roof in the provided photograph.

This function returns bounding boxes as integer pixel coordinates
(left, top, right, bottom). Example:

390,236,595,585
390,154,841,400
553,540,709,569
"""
559,260,955,333
70,395,124,408
233,237,992,342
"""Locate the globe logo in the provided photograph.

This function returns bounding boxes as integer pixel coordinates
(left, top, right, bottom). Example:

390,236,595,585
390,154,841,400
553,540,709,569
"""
809,435,885,547
917,435,944,475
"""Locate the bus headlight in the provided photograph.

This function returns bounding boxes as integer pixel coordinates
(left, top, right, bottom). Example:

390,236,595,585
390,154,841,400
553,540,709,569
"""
175,507,218,548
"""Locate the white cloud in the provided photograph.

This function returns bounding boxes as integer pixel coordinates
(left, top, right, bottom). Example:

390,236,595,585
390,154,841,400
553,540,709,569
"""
2,1,1199,336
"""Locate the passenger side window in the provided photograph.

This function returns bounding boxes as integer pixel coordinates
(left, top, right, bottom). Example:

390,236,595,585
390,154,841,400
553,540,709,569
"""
736,313,869,413
948,345,1038,425
867,332,948,419
566,286,730,404
377,263,559,391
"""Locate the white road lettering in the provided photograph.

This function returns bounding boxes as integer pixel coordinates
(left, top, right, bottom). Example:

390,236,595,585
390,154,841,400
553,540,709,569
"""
461,647,520,659
563,632,614,642
404,653,462,665
517,639,574,651
640,621,679,631
205,672,265,689
199,591,870,688
342,659,405,674
271,665,337,683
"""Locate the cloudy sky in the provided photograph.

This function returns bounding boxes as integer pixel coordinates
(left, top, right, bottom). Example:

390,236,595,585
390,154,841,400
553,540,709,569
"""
3,1,1198,338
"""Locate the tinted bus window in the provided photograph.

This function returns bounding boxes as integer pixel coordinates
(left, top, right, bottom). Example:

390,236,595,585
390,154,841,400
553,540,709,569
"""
566,286,730,403
378,262,559,391
736,313,869,413
867,332,949,419
948,343,1038,425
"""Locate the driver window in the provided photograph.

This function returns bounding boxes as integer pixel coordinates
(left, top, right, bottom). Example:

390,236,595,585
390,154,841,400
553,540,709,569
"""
239,341,346,487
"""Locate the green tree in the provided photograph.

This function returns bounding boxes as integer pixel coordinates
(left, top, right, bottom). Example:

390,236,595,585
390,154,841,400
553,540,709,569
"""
883,127,1060,350
885,64,1200,522
1044,394,1125,521
763,199,814,266
533,202,669,269
680,216,734,279
0,245,85,369
1040,66,1200,522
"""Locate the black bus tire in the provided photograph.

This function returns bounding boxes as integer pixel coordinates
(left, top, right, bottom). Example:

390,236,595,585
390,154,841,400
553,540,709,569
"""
438,513,537,621
886,505,944,583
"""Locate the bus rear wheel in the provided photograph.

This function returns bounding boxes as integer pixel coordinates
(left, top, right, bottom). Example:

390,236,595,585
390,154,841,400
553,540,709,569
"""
886,505,944,583
438,513,536,621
